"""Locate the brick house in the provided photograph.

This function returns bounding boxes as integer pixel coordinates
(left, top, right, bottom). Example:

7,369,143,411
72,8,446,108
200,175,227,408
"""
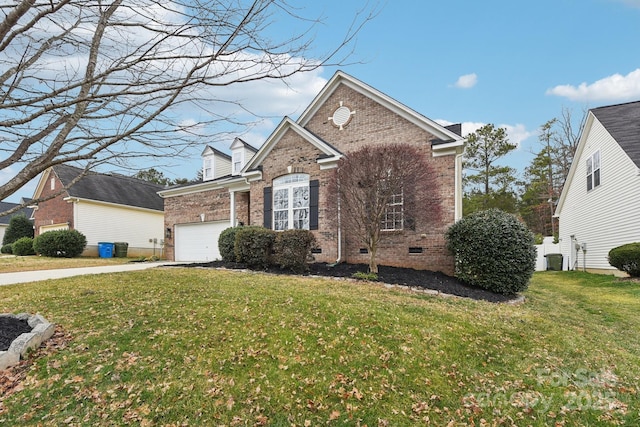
159,71,465,274
31,164,165,257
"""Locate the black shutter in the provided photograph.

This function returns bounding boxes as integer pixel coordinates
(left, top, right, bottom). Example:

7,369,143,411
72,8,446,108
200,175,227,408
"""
309,180,319,230
263,186,272,229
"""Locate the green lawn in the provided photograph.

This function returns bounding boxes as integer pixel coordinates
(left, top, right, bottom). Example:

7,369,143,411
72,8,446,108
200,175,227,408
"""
0,268,638,426
0,255,132,273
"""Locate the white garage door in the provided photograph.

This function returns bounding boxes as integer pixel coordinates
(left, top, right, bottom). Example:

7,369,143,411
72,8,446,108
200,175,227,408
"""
175,221,229,262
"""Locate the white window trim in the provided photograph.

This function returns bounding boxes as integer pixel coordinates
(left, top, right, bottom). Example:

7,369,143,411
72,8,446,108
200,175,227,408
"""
273,174,310,231
586,150,601,191
232,150,243,175
203,157,213,181
381,190,404,231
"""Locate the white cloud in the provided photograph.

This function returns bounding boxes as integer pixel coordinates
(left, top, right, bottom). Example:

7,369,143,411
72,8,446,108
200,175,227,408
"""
453,73,478,89
546,68,640,102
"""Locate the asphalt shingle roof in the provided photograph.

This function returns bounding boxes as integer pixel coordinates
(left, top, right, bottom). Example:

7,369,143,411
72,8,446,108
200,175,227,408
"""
591,100,640,168
0,202,34,225
53,165,164,212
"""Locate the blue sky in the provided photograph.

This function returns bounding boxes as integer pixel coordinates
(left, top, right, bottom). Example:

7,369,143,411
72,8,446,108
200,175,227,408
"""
5,0,640,202
177,0,640,181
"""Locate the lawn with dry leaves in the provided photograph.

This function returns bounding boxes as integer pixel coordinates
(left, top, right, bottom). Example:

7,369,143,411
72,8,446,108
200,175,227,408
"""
0,255,131,273
0,268,639,426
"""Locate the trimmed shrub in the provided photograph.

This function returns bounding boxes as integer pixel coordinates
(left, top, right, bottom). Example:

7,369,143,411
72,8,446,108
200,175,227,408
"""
33,229,87,258
445,209,536,295
234,226,276,269
2,214,34,245
1,244,12,254
12,237,35,256
608,242,640,277
218,226,240,262
273,229,317,273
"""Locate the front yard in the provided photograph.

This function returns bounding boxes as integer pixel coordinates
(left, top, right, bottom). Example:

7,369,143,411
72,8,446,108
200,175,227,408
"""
0,255,131,273
0,267,638,425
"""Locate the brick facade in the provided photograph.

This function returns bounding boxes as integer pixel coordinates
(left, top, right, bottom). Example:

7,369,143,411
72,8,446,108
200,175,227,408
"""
33,172,73,234
162,73,462,275
163,187,231,261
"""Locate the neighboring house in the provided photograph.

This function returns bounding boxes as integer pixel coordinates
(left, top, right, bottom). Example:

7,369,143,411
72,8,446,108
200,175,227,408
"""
0,200,34,245
31,164,165,257
555,100,640,274
159,71,465,274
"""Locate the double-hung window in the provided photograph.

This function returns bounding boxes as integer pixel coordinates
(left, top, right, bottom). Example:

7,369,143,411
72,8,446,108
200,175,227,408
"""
203,157,212,181
381,191,404,231
232,151,243,175
586,150,600,191
273,174,310,230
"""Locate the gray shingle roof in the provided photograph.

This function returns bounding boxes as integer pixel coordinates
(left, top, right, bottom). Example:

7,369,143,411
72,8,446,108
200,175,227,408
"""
0,202,34,225
591,100,640,168
53,165,164,212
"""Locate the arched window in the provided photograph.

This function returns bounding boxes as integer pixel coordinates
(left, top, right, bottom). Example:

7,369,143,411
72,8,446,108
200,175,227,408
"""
272,174,310,230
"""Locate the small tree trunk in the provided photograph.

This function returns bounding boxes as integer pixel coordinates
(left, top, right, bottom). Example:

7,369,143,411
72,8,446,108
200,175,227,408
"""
369,245,378,274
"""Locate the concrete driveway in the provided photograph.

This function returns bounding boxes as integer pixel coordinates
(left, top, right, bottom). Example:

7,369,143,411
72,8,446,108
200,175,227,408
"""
0,262,174,286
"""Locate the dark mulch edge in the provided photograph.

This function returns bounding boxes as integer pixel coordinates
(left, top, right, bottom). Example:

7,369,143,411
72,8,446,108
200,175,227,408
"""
0,317,32,352
170,261,521,303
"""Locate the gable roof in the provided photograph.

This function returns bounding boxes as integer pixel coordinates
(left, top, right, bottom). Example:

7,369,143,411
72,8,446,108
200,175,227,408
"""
201,145,231,160
242,117,343,177
230,137,258,153
591,100,640,168
297,70,465,150
0,201,34,225
555,99,640,216
52,164,164,212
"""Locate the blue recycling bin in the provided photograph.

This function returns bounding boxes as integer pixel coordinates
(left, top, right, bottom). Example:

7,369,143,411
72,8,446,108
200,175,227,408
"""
98,242,114,258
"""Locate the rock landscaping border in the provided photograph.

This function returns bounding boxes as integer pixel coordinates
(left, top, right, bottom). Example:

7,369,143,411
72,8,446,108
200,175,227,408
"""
0,313,55,370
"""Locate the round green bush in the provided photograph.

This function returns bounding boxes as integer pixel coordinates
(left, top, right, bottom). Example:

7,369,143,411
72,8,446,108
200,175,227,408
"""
218,226,240,262
608,242,640,277
273,229,317,273
1,244,13,254
12,237,35,256
234,226,276,269
33,229,87,258
445,209,536,295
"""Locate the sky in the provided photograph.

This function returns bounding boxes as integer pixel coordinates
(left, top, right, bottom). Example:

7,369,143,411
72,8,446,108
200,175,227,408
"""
5,0,640,202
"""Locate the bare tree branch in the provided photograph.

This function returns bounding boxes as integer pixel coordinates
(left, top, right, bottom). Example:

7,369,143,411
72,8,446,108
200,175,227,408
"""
0,0,379,213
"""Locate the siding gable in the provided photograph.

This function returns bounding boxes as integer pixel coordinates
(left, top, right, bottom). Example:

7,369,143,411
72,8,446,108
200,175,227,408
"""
557,115,640,271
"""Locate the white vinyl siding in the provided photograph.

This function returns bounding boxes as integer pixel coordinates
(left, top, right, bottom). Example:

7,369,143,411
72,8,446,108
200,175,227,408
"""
558,118,640,271
202,153,232,181
73,201,164,249
215,154,232,178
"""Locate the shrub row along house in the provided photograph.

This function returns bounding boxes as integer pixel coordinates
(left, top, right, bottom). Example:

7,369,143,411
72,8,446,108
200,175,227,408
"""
159,71,465,275
555,100,640,273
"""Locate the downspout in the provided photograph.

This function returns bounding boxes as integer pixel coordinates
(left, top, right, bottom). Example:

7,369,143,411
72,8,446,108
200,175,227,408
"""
330,180,342,266
454,151,463,220
229,190,236,227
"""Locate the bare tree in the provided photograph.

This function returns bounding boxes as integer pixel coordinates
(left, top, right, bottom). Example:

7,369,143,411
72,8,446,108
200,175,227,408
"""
519,107,586,236
553,107,586,185
327,144,441,274
0,0,376,214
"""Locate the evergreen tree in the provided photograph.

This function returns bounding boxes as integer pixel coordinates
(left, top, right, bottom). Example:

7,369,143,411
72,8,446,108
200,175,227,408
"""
2,214,34,246
463,124,519,214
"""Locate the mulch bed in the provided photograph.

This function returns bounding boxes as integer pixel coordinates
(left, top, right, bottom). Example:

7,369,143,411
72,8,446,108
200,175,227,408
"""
178,261,519,303
0,317,32,351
